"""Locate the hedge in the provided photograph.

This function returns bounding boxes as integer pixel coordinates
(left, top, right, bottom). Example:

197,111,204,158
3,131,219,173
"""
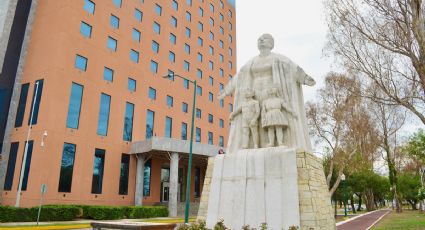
0,205,168,222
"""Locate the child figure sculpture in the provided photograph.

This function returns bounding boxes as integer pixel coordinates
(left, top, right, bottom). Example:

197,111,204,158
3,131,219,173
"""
261,87,296,147
229,88,260,149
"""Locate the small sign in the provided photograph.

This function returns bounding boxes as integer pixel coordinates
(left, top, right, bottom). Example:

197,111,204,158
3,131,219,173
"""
41,184,47,194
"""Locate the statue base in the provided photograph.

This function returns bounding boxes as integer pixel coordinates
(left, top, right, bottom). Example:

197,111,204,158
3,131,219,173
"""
198,147,336,230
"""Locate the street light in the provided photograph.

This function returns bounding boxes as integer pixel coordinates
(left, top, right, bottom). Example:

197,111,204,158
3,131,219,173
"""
163,73,196,224
341,173,347,217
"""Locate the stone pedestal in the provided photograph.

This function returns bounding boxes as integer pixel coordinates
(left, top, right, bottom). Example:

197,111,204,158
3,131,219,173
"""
198,148,336,230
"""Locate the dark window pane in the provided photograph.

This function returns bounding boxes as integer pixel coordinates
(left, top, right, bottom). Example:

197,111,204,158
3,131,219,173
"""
97,93,111,136
119,154,130,195
20,140,33,191
91,148,105,194
28,79,43,125
194,167,201,197
15,83,29,127
66,83,83,129
4,142,19,190
143,159,151,196
58,143,76,192
181,122,187,140
123,102,134,141
196,127,201,142
146,110,155,139
165,116,172,138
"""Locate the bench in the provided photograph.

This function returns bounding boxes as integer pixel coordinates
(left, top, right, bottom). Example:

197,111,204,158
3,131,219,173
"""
90,221,177,230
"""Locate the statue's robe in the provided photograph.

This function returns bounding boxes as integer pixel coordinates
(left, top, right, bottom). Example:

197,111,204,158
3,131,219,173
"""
223,53,313,154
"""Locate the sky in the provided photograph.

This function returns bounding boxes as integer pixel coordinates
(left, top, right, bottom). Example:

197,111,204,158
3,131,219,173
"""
235,0,331,102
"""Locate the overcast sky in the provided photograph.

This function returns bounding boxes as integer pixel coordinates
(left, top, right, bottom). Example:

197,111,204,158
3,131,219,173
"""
235,0,331,102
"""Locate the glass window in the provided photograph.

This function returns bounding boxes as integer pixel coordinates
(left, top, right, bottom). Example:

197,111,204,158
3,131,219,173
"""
219,119,224,128
75,55,87,71
103,67,113,82
113,0,122,7
168,69,175,81
183,79,189,89
83,0,95,14
209,18,214,26
187,0,192,6
28,79,43,125
169,51,175,62
182,102,188,113
152,40,159,53
150,60,158,73
219,54,224,62
166,95,173,107
107,36,117,51
146,110,155,139
219,13,224,21
229,22,232,30
58,143,76,193
132,28,141,42
210,3,214,12
130,49,139,63
209,76,214,85
219,99,224,107
134,9,143,22
219,40,224,48
184,61,190,71
219,136,224,147
80,21,92,38
198,22,203,31
153,22,161,34
170,33,176,44
128,78,136,92
194,167,201,197
143,159,151,196
209,46,214,54
172,0,178,10
21,140,34,191
15,83,29,127
3,142,19,190
208,132,213,144
197,69,202,78
220,1,224,8
148,87,156,100
197,53,203,62
184,44,190,54
229,103,233,112
196,108,201,118
196,85,202,95
219,83,224,90
219,68,224,77
66,83,83,129
196,127,201,142
219,26,224,35
97,93,111,136
208,61,214,70
229,48,233,56
91,148,105,194
155,4,162,15
181,122,187,140
123,102,134,141
229,35,232,43
185,27,191,38
186,11,191,21
209,92,214,102
165,116,172,138
228,61,233,69
119,154,130,195
197,37,203,46
199,7,203,16
208,113,213,123
170,16,177,27
209,31,214,40
229,10,232,17
110,14,119,29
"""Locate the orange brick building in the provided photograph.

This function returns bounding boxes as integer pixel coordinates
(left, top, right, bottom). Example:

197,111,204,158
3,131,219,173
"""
0,0,236,216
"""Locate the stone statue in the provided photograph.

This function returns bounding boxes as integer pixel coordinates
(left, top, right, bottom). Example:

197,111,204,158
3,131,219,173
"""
229,88,260,149
261,86,296,147
219,33,315,153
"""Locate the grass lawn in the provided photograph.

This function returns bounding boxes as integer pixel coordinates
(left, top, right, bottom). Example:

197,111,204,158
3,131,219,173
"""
372,210,425,230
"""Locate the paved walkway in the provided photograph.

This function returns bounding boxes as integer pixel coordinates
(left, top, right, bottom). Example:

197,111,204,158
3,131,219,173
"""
337,209,391,230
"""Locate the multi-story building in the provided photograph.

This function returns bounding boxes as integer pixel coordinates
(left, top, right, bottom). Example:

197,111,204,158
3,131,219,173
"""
0,0,236,216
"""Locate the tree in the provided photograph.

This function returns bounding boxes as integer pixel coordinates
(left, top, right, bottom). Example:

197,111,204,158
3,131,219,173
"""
404,129,425,163
398,172,422,210
325,0,425,124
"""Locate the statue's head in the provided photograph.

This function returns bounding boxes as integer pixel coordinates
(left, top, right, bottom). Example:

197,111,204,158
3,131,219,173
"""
257,33,274,52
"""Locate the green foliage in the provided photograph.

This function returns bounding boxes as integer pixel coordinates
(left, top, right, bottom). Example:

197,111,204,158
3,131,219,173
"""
398,173,422,202
404,129,425,163
418,187,425,200
177,220,208,230
0,205,168,222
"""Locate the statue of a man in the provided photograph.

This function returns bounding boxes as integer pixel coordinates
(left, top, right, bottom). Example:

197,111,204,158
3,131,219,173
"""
219,33,316,153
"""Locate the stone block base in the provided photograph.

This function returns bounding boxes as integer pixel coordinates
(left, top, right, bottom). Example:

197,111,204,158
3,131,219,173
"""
197,148,335,230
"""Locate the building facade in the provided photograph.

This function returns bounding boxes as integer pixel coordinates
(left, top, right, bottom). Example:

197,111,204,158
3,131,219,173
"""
0,0,236,216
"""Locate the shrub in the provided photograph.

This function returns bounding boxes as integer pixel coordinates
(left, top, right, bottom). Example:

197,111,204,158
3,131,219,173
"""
37,205,80,221
126,206,168,218
86,206,126,220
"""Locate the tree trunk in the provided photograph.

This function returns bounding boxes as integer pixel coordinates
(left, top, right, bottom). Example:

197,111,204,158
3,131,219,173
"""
350,193,356,214
365,189,376,211
408,200,418,210
356,193,363,211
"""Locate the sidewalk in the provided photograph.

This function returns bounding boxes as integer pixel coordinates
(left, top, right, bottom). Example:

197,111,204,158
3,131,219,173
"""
337,209,391,230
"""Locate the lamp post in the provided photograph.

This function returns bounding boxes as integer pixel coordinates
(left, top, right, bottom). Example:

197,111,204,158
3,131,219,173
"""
163,73,196,224
341,173,347,217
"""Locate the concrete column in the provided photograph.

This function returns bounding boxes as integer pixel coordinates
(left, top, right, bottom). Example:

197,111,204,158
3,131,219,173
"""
135,154,145,206
169,152,179,217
